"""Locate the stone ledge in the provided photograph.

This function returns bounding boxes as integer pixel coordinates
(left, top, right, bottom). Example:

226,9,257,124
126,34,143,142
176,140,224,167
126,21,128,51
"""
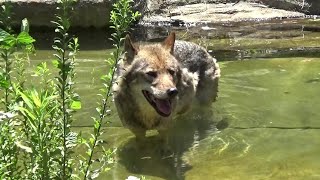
141,2,306,25
0,0,318,28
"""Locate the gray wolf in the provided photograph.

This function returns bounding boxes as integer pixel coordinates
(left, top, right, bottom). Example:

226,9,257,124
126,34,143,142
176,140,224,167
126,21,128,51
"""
113,32,220,146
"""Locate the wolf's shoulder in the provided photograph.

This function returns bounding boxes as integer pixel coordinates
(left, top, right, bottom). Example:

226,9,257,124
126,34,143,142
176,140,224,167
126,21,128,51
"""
174,40,211,59
173,40,216,70
174,40,204,51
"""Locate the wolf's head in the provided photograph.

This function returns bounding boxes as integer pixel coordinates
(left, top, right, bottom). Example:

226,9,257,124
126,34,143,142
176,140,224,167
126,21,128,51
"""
119,32,180,117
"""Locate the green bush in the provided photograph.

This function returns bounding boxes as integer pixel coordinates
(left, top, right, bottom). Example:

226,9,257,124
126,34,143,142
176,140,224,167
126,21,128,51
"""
0,0,140,179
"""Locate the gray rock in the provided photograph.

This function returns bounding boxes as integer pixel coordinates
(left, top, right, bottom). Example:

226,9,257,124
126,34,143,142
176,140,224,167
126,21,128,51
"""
1,0,319,28
259,0,320,15
141,1,306,25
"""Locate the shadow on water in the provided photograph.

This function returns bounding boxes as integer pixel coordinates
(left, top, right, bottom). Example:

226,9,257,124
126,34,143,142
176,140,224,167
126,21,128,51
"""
117,107,221,180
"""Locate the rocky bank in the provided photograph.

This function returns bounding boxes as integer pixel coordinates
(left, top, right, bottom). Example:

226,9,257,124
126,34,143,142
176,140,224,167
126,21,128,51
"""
0,0,319,28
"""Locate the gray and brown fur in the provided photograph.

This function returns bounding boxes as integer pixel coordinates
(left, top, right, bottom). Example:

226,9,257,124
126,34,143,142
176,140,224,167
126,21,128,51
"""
112,32,220,143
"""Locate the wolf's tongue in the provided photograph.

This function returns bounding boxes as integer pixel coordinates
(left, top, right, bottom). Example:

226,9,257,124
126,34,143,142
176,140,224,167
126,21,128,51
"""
154,99,171,116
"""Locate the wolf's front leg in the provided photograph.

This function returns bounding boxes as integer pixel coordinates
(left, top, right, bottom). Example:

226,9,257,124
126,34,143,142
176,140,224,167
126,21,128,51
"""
158,130,172,156
158,130,169,145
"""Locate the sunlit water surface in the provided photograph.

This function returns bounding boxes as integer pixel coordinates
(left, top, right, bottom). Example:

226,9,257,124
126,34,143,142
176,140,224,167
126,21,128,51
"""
21,18,320,179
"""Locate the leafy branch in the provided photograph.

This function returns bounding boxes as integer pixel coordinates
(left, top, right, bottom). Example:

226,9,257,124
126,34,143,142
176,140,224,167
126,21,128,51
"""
51,0,80,178
81,0,141,179
0,3,35,179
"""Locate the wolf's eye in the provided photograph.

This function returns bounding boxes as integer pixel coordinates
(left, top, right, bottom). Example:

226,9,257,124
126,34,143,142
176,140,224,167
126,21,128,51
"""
168,69,175,76
146,71,157,78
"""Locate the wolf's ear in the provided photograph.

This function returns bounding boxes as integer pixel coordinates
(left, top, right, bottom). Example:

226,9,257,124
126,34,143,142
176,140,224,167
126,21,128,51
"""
124,34,138,63
162,32,175,53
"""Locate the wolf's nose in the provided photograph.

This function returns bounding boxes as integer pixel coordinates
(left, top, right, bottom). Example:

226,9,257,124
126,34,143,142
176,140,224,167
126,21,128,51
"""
167,88,178,97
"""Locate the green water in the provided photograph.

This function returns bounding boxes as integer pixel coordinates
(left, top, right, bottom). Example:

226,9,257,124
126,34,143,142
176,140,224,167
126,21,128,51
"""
12,18,320,179
96,58,320,180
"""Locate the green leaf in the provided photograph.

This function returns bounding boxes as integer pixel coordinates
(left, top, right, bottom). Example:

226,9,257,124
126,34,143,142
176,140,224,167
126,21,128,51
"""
0,28,10,41
16,31,35,45
17,107,37,128
18,90,33,109
86,148,92,156
31,91,41,107
52,59,59,68
71,100,81,110
94,119,100,130
0,73,9,89
104,167,111,172
0,28,16,49
89,137,95,145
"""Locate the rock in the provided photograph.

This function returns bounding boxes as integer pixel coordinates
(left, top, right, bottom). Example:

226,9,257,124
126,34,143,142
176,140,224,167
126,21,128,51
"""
1,0,319,28
259,0,320,15
141,1,306,26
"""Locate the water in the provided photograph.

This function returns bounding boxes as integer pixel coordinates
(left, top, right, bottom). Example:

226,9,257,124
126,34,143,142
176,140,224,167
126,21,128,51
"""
26,18,320,179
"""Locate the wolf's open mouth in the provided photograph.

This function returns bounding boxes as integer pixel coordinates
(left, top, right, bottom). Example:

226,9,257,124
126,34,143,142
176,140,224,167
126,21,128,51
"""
142,90,172,117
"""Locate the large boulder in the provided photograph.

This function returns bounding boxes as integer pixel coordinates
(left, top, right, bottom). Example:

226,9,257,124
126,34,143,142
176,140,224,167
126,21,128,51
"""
141,1,305,25
1,0,319,28
143,0,320,16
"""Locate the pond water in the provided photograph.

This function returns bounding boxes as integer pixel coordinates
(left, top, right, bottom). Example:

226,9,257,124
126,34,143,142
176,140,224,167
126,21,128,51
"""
29,18,320,179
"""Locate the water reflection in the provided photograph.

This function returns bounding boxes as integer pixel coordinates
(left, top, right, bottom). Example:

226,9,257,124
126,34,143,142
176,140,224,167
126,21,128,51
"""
116,107,220,180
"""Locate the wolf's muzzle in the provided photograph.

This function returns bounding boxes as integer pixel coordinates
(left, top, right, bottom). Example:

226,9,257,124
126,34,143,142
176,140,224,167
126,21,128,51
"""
167,88,178,98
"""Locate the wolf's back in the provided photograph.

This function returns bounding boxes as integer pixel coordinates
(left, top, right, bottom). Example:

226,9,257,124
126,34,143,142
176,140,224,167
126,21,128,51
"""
174,40,218,72
173,40,220,104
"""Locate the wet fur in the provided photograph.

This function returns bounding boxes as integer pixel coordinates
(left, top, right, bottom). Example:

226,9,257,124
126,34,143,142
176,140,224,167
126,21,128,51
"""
113,32,220,143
